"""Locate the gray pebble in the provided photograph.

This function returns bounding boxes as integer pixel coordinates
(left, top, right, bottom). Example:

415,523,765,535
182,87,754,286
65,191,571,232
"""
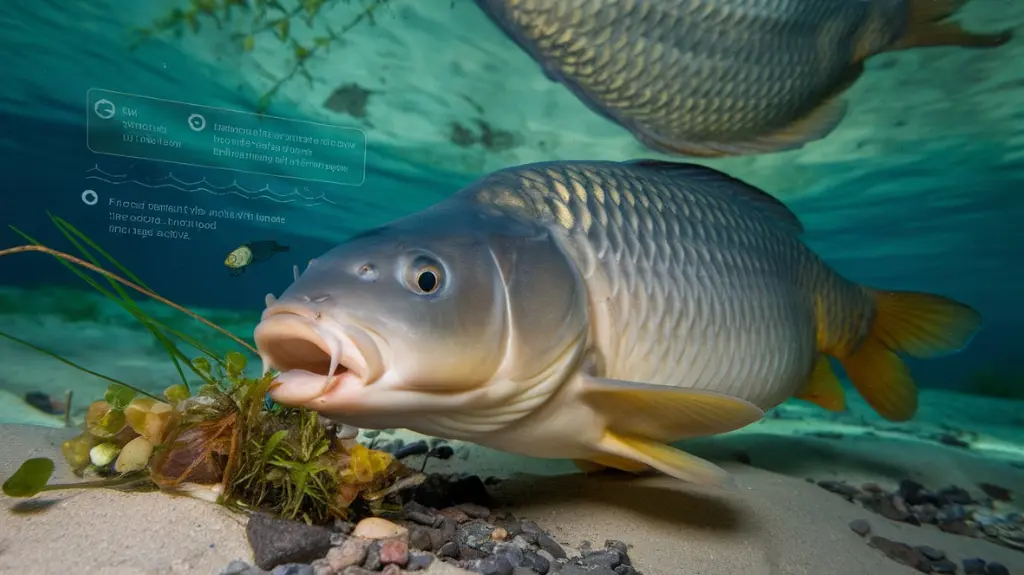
406,551,435,571
510,536,532,550
362,542,382,571
521,549,551,574
560,565,616,575
930,560,957,574
457,503,492,519
536,534,567,560
986,563,1011,575
614,566,638,575
438,541,460,559
581,549,622,569
604,540,629,557
270,564,313,575
219,560,266,575
493,542,525,567
464,556,515,575
848,519,871,537
536,549,556,564
914,545,945,561
246,513,333,571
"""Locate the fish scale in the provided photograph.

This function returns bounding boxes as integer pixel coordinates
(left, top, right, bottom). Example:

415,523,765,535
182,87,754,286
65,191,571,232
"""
470,161,819,406
476,0,1012,156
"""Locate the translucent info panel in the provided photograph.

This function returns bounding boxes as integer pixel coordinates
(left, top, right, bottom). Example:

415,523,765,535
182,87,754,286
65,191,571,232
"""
86,88,367,186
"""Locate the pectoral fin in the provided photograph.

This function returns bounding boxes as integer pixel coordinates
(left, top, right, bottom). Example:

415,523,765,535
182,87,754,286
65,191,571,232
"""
597,430,736,489
579,375,765,441
794,355,846,412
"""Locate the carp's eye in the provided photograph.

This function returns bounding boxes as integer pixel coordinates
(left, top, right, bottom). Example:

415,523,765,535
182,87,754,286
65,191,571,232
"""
404,256,444,295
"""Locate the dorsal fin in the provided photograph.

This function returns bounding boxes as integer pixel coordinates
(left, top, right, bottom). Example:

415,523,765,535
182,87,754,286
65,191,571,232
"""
627,159,805,235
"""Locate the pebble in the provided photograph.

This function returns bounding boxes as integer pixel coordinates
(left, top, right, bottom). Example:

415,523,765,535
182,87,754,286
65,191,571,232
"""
848,519,872,537
363,542,383,571
407,551,435,571
963,558,987,575
867,536,931,572
394,440,431,459
220,560,266,575
536,534,567,560
930,559,958,574
914,545,945,561
379,538,410,566
986,563,1011,575
326,538,369,571
271,564,314,575
246,513,334,570
352,518,409,541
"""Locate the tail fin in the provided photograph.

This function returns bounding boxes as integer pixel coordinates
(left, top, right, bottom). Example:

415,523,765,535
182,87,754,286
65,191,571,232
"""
838,289,982,421
888,0,1014,51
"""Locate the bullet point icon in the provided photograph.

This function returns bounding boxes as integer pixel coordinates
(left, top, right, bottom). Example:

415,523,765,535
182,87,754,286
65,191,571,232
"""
81,189,99,206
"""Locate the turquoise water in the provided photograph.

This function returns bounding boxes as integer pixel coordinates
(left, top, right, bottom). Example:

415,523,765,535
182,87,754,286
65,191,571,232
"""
0,2,1021,427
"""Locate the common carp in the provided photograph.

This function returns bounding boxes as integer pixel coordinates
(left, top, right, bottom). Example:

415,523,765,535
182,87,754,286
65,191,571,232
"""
474,0,1013,157
254,159,982,487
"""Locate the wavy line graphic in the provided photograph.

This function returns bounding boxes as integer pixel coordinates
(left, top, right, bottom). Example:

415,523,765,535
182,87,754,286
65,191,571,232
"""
84,164,338,208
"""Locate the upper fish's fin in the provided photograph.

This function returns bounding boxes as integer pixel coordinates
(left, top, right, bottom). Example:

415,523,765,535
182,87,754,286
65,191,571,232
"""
596,430,736,489
579,375,765,440
838,289,982,421
627,160,805,234
887,0,1013,51
795,355,846,412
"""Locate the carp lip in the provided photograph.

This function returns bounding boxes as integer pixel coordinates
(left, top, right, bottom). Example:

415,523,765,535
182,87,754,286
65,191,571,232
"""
253,306,384,404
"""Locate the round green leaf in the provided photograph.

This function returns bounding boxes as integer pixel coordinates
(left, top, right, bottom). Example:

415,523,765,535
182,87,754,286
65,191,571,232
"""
2,457,55,497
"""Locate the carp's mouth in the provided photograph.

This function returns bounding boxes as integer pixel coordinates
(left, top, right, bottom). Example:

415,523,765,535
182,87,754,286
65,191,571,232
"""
253,306,384,404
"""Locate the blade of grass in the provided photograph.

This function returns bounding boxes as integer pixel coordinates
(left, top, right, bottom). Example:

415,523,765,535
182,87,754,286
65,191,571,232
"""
0,330,158,399
48,216,234,367
0,244,258,355
41,216,194,390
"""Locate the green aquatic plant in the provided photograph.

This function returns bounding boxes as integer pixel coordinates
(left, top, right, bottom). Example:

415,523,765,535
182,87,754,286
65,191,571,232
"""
129,0,394,112
0,216,419,524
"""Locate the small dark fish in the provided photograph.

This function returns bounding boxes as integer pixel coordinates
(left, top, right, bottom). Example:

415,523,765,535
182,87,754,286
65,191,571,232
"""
224,240,290,276
474,0,1013,157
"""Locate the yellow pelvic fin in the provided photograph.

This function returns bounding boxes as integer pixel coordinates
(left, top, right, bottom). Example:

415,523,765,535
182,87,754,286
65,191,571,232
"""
597,430,736,489
572,455,652,475
794,355,847,412
839,289,982,422
889,0,1013,51
579,375,765,442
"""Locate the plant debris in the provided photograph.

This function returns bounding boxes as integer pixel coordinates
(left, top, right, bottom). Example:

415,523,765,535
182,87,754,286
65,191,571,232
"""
0,214,420,525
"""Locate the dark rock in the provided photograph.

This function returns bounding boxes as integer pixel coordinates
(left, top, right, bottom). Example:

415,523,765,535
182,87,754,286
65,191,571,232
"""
409,527,435,552
463,556,515,575
817,480,861,500
520,521,542,535
867,536,931,573
493,543,526,568
430,445,456,460
862,483,884,493
394,440,430,459
849,519,872,537
413,474,492,509
560,564,616,575
438,541,460,559
614,566,638,575
406,551,434,571
962,558,986,575
271,564,314,575
939,518,975,536
405,501,443,527
219,560,265,575
536,533,567,560
246,513,333,570
604,540,629,557
898,480,934,506
913,504,939,524
985,563,1010,575
459,521,500,556
914,545,945,561
938,487,974,506
362,542,382,571
340,567,376,575
978,483,1013,502
581,549,622,569
457,503,492,519
930,559,957,574
938,434,970,448
521,549,551,573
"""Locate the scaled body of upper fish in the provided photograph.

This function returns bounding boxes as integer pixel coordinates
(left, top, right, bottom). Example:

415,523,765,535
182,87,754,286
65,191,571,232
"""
474,0,1013,157
254,159,981,488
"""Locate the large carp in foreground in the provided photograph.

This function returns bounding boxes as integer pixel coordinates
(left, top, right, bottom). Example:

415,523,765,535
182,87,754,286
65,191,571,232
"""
473,0,1014,157
254,159,982,488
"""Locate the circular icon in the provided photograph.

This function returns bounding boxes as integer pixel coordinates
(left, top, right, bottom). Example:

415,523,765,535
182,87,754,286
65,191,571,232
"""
81,189,99,206
93,99,116,120
188,113,207,132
